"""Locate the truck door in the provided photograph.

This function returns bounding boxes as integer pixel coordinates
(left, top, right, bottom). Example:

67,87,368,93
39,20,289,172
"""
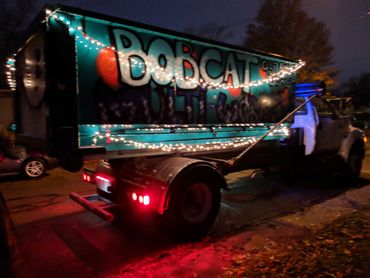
291,96,319,155
311,97,350,154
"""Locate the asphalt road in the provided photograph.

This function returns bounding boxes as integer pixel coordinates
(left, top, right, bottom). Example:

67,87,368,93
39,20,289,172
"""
1,147,370,278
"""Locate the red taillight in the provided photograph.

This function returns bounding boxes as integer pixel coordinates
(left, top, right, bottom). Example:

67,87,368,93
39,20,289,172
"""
95,175,112,182
143,195,150,206
131,192,150,206
132,193,138,201
82,172,94,183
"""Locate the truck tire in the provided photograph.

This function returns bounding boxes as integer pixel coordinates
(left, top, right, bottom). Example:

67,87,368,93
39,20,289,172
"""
165,172,221,240
22,158,46,179
347,144,365,178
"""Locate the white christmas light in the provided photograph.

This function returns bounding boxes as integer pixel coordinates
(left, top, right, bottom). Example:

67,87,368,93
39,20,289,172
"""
6,57,16,91
92,133,259,153
83,123,289,152
46,10,305,91
42,11,297,152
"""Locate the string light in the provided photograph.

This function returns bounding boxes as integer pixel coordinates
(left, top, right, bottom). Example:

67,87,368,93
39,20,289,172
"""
45,10,305,90
83,123,276,133
6,57,16,91
6,10,305,94
81,123,290,153
3,9,295,153
93,134,259,153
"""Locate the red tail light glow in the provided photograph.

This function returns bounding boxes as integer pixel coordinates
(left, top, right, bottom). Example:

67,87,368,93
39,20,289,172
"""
143,195,150,206
83,173,91,182
95,175,111,182
83,172,95,183
131,192,150,206
132,193,138,201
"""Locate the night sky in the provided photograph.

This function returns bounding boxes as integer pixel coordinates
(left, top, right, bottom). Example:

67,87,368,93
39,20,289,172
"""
10,0,370,84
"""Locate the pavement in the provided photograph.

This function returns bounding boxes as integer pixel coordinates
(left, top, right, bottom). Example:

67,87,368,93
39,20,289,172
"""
0,146,369,277
109,184,370,278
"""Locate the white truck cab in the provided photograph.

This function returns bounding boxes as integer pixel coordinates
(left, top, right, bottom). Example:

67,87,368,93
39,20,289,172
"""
291,82,366,176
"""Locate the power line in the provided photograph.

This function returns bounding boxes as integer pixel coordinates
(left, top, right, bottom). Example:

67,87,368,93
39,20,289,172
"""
222,17,255,29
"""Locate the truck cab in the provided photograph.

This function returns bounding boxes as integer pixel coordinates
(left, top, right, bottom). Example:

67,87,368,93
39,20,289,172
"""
291,82,365,176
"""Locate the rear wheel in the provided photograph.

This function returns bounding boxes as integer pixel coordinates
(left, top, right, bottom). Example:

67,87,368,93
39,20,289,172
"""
22,158,46,178
347,145,364,178
165,173,221,240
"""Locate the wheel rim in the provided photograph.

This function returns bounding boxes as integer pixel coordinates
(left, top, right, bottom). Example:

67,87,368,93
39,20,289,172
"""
181,182,212,224
25,160,44,177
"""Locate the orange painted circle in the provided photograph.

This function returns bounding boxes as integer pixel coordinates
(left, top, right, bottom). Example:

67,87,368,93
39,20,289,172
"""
259,68,267,79
96,48,119,89
227,75,241,97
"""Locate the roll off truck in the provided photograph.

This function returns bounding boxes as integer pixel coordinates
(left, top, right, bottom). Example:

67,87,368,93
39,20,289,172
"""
10,5,366,238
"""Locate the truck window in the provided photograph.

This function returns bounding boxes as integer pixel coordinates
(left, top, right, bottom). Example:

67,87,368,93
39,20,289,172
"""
311,97,336,117
294,97,307,115
326,98,353,116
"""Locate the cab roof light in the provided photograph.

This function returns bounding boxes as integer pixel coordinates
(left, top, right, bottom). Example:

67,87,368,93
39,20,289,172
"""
295,82,326,96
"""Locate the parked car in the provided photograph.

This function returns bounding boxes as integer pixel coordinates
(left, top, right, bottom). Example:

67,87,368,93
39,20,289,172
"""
352,111,370,131
0,146,58,178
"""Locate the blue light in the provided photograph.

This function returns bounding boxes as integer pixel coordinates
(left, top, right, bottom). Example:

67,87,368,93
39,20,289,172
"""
295,82,324,97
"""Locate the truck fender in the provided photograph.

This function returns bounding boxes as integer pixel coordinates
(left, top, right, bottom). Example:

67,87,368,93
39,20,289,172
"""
338,126,365,162
143,156,227,214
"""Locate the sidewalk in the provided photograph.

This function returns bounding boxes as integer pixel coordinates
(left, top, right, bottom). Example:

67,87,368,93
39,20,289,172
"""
221,182,370,277
222,191,370,277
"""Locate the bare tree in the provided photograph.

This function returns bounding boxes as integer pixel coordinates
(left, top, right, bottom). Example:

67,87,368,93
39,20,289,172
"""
244,0,337,87
340,73,370,108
